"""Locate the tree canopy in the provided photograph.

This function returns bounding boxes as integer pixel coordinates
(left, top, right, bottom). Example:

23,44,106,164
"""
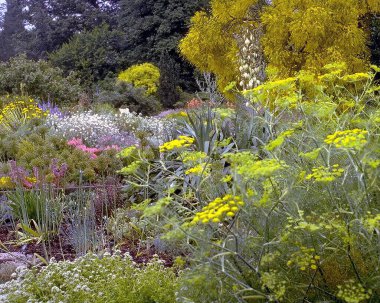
180,0,380,90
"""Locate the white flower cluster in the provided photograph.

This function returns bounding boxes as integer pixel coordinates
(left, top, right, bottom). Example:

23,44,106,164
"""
237,25,266,90
118,110,174,146
47,111,120,146
45,109,173,148
0,252,174,303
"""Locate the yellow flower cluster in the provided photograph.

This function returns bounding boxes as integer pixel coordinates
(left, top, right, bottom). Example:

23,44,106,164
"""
225,151,287,180
341,73,371,82
287,247,320,271
337,280,372,303
181,151,207,164
265,129,295,151
0,98,47,129
306,164,344,182
117,146,137,159
324,129,368,150
185,164,207,176
0,176,14,189
159,136,195,153
191,195,244,224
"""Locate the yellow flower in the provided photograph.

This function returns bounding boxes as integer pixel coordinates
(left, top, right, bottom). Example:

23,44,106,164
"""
325,129,368,150
159,136,195,153
265,129,295,151
225,152,287,179
191,195,244,225
0,97,47,131
306,165,344,183
0,176,14,189
185,164,208,176
288,247,320,271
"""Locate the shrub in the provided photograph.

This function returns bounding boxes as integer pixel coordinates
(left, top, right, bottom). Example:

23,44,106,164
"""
0,253,177,303
0,96,50,160
0,96,48,134
0,55,82,104
95,81,162,115
50,24,125,87
118,63,160,96
13,134,122,184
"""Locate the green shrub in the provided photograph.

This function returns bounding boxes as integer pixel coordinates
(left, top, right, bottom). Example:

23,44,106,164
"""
0,55,82,104
50,24,125,87
13,134,122,184
0,253,177,303
95,81,162,115
0,96,50,160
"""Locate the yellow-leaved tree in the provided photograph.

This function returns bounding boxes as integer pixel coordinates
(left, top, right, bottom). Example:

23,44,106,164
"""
179,0,268,91
261,0,380,77
180,0,380,89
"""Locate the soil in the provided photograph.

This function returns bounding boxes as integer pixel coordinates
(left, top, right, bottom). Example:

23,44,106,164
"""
0,223,173,266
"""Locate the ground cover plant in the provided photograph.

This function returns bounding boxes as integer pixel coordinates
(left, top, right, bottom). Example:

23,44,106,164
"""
0,1,379,303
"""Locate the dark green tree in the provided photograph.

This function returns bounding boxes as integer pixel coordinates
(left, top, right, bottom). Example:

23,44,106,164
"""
13,0,121,59
370,16,380,67
118,0,208,90
157,51,180,108
49,24,125,86
0,0,27,61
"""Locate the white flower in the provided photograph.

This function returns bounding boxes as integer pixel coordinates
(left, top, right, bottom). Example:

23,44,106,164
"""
119,108,130,114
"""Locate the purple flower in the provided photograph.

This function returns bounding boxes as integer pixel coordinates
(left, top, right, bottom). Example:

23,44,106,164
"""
96,132,138,149
50,159,68,180
156,109,181,118
38,101,65,119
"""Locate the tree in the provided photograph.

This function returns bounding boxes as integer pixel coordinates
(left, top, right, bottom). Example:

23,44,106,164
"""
157,51,180,108
118,0,208,90
261,0,380,77
181,0,380,91
49,24,125,86
179,0,268,91
0,0,27,61
370,16,380,67
6,0,121,60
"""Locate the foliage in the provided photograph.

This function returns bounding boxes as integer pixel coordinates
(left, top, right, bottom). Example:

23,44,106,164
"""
179,0,268,91
0,55,82,104
7,187,65,260
0,0,27,61
118,63,160,96
95,80,162,115
370,16,380,67
0,0,120,61
13,134,122,184
0,252,177,303
261,0,380,77
0,96,47,134
117,68,380,302
157,51,181,108
181,0,380,90
50,24,125,86
0,96,50,161
118,0,208,90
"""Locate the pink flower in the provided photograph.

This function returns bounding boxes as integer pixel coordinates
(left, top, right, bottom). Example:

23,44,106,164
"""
68,138,100,159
